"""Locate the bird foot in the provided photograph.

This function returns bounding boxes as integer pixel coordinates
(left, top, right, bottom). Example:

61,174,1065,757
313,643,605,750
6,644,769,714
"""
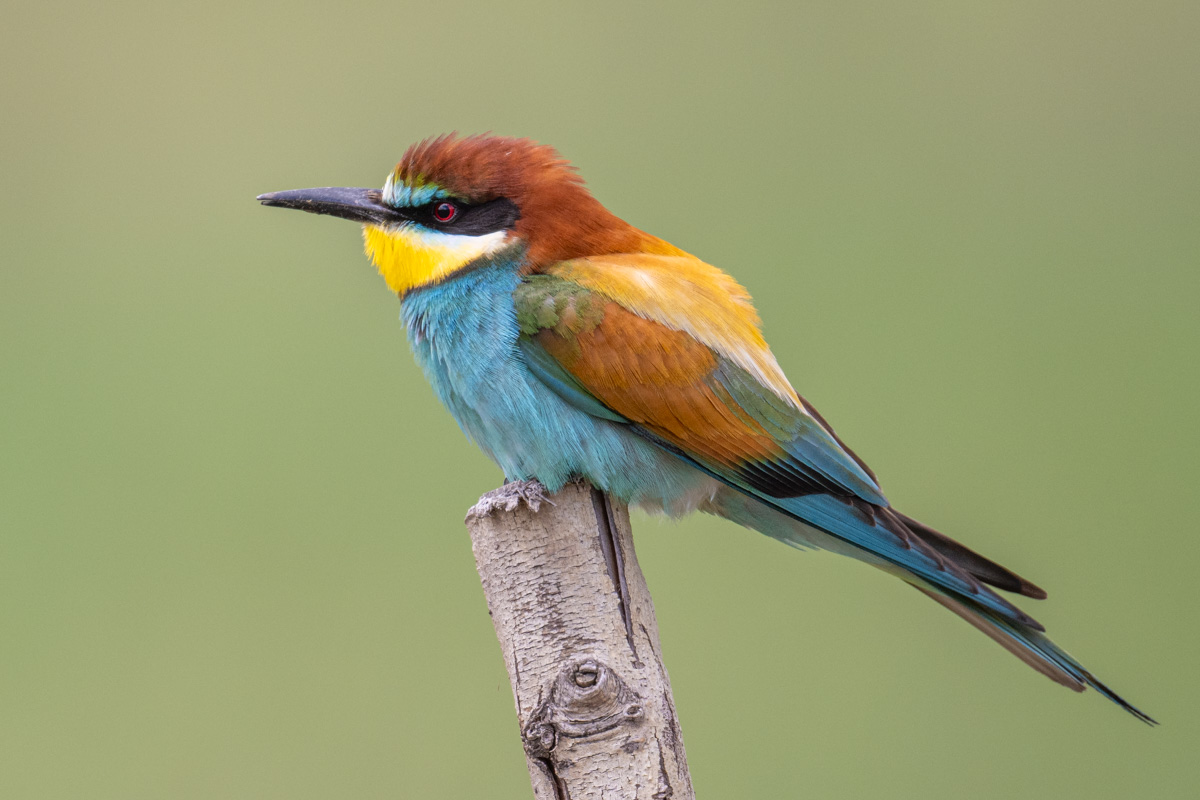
467,479,556,520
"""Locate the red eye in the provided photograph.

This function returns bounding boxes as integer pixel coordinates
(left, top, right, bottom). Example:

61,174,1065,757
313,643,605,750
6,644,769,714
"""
432,201,459,223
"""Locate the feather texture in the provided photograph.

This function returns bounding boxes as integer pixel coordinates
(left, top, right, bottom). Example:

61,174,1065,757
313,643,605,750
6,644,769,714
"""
512,268,1045,630
265,133,1152,723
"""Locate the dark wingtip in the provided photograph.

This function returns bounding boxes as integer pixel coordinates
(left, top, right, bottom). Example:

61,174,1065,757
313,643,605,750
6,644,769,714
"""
1020,581,1049,600
894,511,1048,599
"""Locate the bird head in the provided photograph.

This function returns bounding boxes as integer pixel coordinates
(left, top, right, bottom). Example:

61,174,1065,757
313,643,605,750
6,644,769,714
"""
258,134,681,295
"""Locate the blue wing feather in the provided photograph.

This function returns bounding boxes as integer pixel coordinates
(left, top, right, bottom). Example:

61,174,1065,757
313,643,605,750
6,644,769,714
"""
517,330,1036,629
512,277,1154,721
712,362,886,505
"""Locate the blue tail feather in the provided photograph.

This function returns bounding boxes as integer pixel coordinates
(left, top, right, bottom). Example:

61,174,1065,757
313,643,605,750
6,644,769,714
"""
704,483,1156,724
917,586,1156,725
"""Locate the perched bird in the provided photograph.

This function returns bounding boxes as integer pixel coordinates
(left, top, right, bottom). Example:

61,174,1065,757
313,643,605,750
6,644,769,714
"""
259,134,1152,723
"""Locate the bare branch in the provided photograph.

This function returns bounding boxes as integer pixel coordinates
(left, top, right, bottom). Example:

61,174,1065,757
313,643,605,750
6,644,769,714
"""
466,480,694,799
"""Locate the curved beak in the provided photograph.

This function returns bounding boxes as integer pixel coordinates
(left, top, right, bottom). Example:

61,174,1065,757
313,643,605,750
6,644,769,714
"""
256,187,405,226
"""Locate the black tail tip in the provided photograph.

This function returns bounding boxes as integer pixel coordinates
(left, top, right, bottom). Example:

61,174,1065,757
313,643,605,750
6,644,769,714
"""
1124,703,1158,726
1089,676,1157,725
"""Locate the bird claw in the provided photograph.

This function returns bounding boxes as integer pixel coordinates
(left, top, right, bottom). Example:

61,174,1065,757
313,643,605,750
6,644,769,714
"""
467,479,556,520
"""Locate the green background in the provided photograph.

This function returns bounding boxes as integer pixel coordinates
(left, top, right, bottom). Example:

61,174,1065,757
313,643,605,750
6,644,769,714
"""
3,2,1197,797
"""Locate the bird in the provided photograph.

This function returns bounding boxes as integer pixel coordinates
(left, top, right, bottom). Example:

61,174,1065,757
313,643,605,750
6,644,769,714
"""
258,133,1152,723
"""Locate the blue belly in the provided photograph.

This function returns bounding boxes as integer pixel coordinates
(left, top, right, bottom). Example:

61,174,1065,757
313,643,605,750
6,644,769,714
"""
399,255,711,513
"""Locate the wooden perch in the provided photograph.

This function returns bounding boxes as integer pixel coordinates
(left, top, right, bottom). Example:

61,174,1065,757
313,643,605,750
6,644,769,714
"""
466,479,694,800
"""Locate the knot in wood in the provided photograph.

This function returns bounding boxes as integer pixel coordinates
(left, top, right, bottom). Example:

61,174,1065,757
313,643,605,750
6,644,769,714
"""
572,660,601,688
521,657,644,758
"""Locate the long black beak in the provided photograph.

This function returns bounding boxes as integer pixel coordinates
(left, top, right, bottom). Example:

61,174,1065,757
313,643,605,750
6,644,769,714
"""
257,187,405,226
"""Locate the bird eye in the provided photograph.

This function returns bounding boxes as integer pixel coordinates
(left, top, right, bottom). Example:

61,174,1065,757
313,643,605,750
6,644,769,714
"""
432,201,459,223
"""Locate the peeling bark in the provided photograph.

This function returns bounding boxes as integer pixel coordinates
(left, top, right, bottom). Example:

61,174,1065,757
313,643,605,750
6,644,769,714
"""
466,480,694,800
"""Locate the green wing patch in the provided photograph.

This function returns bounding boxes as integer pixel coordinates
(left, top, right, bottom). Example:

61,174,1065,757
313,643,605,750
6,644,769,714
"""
514,274,607,338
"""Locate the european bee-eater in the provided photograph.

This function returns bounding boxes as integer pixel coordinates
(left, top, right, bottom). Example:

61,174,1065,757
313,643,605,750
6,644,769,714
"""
259,134,1151,723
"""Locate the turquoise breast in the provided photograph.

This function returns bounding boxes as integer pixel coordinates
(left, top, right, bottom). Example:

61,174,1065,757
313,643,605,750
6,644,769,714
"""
398,252,711,513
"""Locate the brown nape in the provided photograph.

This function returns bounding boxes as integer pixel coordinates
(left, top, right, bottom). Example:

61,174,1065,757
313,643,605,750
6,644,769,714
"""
896,512,1048,599
398,133,654,267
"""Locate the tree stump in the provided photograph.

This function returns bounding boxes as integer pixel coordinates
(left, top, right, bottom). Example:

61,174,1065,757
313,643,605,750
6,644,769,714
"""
466,479,694,800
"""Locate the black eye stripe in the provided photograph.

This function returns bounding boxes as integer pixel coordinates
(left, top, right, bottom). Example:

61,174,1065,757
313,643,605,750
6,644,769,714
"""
410,197,520,235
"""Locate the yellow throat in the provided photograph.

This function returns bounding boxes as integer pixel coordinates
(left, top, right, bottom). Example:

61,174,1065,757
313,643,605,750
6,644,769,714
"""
362,224,512,295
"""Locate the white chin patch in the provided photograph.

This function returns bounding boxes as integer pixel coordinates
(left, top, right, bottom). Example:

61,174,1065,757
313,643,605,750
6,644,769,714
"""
409,226,511,260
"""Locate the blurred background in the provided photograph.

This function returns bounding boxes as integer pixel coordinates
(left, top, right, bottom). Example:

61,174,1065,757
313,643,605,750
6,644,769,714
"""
3,1,1197,797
